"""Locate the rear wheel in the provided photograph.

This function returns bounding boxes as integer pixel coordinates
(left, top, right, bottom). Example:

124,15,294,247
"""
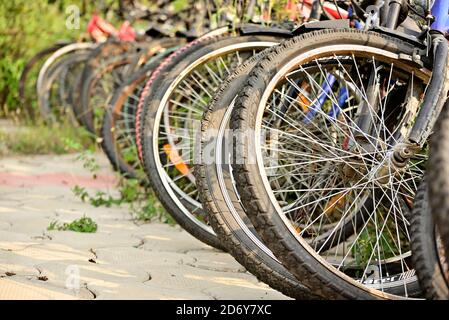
19,42,70,118
36,42,97,121
78,40,179,134
78,41,141,134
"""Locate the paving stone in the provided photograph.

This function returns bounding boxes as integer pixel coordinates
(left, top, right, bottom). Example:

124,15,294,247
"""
0,221,12,230
0,216,52,236
143,264,287,300
0,230,41,251
3,242,94,263
94,247,196,266
0,154,290,300
0,205,21,214
0,250,40,277
201,284,290,300
184,249,246,273
92,283,211,300
136,224,211,253
0,277,86,300
46,231,142,251
34,261,150,292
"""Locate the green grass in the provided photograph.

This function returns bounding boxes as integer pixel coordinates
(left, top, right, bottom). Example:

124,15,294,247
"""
352,223,404,273
47,215,98,233
71,176,176,226
0,122,94,156
132,192,176,226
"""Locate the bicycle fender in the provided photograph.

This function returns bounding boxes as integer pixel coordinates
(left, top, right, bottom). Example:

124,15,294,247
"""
239,23,292,37
292,19,351,35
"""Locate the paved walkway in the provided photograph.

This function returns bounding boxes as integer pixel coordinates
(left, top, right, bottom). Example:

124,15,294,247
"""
0,153,288,299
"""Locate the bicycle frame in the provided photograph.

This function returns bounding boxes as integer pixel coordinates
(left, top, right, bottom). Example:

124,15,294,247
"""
431,0,449,34
406,0,449,146
296,0,449,149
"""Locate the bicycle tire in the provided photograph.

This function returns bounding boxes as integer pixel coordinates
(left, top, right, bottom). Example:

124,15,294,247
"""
39,50,92,123
428,98,449,289
410,181,449,299
78,39,180,134
101,55,167,180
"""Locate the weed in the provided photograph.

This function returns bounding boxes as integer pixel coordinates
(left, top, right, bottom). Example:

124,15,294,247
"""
72,185,89,202
118,178,140,203
76,151,100,178
352,222,406,275
71,175,175,226
72,186,120,207
89,191,122,207
47,215,98,233
131,191,176,225
70,139,176,226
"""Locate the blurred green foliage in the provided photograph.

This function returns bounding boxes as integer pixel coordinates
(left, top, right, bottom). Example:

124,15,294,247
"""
48,215,98,232
0,0,294,122
0,0,119,121
0,121,95,156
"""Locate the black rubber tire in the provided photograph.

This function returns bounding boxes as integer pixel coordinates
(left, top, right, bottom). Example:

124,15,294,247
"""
101,52,227,215
231,29,431,299
57,52,89,113
429,98,449,289
410,181,449,299
135,35,223,161
139,35,284,251
196,50,319,299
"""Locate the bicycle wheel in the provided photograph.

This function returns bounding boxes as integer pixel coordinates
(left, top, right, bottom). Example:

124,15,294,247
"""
410,181,449,299
232,29,436,299
57,51,90,114
37,42,97,121
196,50,319,299
139,35,282,250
